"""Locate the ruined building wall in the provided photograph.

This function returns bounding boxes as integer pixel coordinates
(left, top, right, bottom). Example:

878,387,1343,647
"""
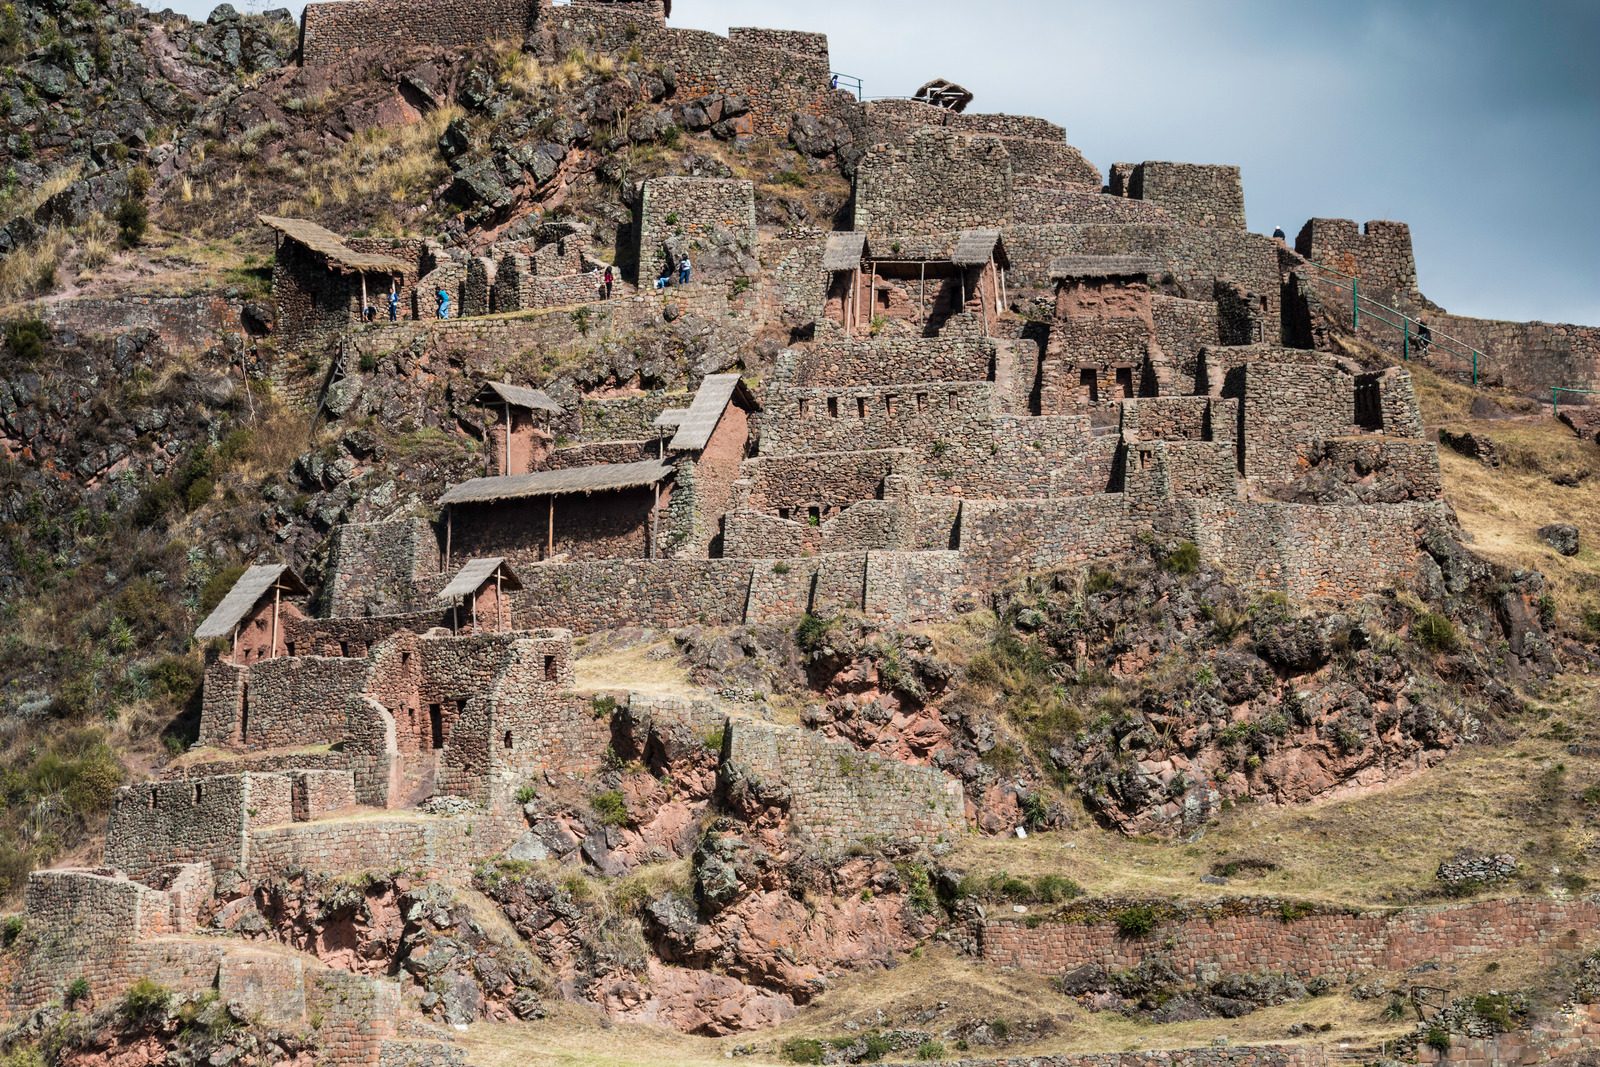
325,519,441,618
740,449,907,512
105,774,293,883
726,27,829,59
1236,360,1359,485
449,488,660,569
637,177,758,285
1294,218,1418,299
236,656,373,750
853,129,1015,236
724,720,964,849
272,237,354,354
783,336,997,388
1114,162,1247,231
299,0,540,65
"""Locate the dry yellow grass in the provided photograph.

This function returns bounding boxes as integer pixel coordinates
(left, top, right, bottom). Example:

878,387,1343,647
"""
1413,366,1600,630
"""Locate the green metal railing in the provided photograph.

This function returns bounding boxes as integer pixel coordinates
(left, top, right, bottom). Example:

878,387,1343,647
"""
1553,387,1600,417
830,73,863,101
1304,260,1485,385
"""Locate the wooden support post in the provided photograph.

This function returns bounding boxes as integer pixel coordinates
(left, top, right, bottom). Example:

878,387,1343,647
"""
470,593,477,633
445,507,452,570
232,623,240,664
495,570,505,632
547,497,554,559
919,262,926,326
503,402,512,476
360,274,368,321
270,585,281,660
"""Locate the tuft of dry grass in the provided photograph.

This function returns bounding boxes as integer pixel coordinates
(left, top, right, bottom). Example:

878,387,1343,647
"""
0,225,72,304
0,164,82,227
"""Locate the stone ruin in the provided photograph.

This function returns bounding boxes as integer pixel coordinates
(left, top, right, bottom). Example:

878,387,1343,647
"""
7,3,1600,1063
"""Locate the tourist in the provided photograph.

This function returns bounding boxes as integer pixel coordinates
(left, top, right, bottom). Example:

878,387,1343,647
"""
603,265,614,300
830,74,839,91
1272,225,1287,242
1415,317,1432,354
678,255,692,286
436,287,450,320
388,287,400,322
363,302,377,323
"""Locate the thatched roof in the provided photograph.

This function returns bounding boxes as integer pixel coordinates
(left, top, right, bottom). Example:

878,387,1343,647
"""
913,78,974,112
1049,255,1163,281
195,564,310,640
437,558,523,603
668,375,759,453
823,232,867,272
475,381,562,414
259,215,412,274
440,460,674,506
951,229,1007,267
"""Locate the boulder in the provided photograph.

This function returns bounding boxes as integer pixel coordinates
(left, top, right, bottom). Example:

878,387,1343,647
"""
1437,427,1503,467
1538,523,1580,557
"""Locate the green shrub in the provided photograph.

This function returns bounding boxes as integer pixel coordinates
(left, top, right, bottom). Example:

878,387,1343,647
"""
115,197,148,248
1112,904,1159,938
1471,993,1517,1032
1423,1026,1450,1052
1161,540,1200,574
143,656,202,707
701,726,725,752
590,694,618,719
1033,874,1082,904
795,612,837,654
901,863,938,913
1381,995,1409,1022
1277,900,1315,923
63,976,90,1007
120,978,171,1023
1,915,22,946
916,1040,946,1061
358,352,379,373
2,319,49,363
514,785,537,805
591,789,628,828
860,1033,893,1062
1415,612,1460,653
780,1038,824,1064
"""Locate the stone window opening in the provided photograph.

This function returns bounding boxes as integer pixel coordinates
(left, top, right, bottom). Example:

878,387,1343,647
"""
917,393,928,413
503,731,514,750
808,505,822,525
856,396,867,419
401,650,412,667
1354,374,1384,431
1080,368,1099,403
544,655,558,682
827,397,838,418
193,783,203,804
240,685,250,745
1116,367,1134,398
885,395,896,416
285,641,295,657
340,641,351,657
429,705,444,750
778,507,791,521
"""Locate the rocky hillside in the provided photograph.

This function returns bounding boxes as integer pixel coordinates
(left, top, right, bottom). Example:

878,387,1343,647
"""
0,2,1597,1065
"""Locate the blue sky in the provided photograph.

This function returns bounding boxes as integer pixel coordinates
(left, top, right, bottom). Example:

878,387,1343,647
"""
156,0,1600,325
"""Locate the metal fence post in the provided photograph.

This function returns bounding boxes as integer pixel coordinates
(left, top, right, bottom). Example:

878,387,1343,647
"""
1403,320,1409,361
1553,388,1560,417
1472,350,1478,387
1352,277,1360,330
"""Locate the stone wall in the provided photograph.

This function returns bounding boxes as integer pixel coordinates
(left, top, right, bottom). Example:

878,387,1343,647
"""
1177,499,1449,601
724,720,964,849
1419,311,1600,394
853,129,1014,236
234,656,372,750
105,773,294,883
740,448,907,512
513,558,758,631
978,895,1600,983
941,1051,1317,1067
1010,185,1172,228
246,811,522,882
781,336,997,387
1115,162,1247,231
637,177,758,284
726,27,829,60
959,495,1141,586
299,0,537,65
449,486,661,567
1294,218,1418,299
326,519,441,619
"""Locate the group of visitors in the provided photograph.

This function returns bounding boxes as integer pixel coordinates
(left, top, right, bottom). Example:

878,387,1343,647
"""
359,260,638,324
654,256,692,290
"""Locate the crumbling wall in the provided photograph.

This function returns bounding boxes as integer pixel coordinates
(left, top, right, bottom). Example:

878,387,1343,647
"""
272,235,354,353
326,519,442,619
853,129,1014,236
726,27,829,60
105,774,293,883
1415,311,1600,394
740,449,906,512
724,720,964,848
449,488,659,569
959,495,1142,585
246,812,521,882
